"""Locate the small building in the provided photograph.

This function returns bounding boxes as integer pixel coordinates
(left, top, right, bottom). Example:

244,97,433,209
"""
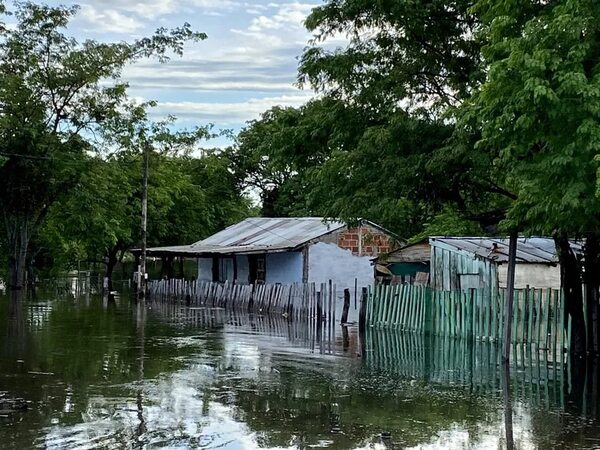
374,240,431,285
144,217,399,288
429,237,582,294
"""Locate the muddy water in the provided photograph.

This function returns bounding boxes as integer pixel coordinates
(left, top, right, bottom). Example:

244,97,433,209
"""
1,291,600,449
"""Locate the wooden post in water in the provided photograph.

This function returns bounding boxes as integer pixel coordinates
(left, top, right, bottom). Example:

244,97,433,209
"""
137,143,150,301
359,287,368,333
503,231,518,362
341,288,351,324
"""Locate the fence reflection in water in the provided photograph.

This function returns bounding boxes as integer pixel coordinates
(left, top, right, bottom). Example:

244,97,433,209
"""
147,299,359,357
364,329,571,410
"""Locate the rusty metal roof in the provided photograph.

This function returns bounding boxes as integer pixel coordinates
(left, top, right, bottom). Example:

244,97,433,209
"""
144,217,346,256
429,237,582,264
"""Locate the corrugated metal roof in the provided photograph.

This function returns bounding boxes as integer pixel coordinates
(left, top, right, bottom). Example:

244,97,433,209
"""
429,237,583,264
144,217,346,256
192,217,345,253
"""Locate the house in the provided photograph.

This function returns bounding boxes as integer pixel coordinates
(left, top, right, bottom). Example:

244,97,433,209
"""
429,237,582,295
144,217,399,288
373,240,431,285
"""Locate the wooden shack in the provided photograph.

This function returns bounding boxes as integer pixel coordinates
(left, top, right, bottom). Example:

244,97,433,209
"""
374,241,430,285
429,237,582,295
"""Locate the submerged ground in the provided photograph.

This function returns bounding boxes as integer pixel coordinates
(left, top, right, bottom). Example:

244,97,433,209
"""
0,287,599,449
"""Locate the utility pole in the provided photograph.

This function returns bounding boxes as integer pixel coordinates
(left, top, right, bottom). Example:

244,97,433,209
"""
502,231,518,362
138,143,149,300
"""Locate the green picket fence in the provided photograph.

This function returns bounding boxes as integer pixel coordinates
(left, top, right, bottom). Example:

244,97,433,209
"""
367,285,569,354
367,284,428,331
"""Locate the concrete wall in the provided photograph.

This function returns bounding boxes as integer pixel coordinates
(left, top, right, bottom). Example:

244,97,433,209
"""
498,263,561,289
265,252,303,284
197,257,213,281
307,242,373,289
307,242,374,323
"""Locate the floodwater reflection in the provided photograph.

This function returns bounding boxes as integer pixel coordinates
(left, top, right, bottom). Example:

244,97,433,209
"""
0,292,599,449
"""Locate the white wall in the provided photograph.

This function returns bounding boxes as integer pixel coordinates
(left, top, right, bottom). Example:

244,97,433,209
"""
265,252,303,284
308,242,374,323
197,257,213,281
308,242,373,289
498,263,561,289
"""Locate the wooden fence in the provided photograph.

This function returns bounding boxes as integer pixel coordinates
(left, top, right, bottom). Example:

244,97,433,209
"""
147,279,339,324
367,284,570,354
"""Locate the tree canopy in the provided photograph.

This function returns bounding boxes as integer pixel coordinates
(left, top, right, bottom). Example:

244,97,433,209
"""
0,2,206,288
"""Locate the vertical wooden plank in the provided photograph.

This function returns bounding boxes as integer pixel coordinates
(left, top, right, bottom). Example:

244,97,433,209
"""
372,284,379,325
407,285,414,330
535,288,542,348
403,284,410,330
384,284,392,326
543,288,551,350
392,284,401,328
413,285,421,331
367,285,373,326
414,285,422,331
512,290,519,344
552,289,559,358
525,287,532,346
398,285,407,329
498,289,505,344
381,284,390,326
332,283,337,327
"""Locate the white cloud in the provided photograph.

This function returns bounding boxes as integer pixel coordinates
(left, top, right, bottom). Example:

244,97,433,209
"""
66,0,323,127
79,5,144,34
149,93,314,125
248,2,316,32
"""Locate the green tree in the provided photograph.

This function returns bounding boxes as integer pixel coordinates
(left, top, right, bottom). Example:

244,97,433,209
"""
299,0,481,110
38,146,252,287
468,0,600,354
294,0,511,237
0,2,205,290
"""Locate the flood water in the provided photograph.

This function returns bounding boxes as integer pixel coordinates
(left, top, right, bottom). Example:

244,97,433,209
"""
1,288,600,449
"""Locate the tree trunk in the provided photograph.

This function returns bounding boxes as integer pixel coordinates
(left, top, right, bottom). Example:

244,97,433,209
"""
104,245,120,293
5,214,31,291
554,232,586,356
584,233,600,355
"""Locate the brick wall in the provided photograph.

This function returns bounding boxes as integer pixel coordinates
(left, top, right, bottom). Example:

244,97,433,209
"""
336,224,396,257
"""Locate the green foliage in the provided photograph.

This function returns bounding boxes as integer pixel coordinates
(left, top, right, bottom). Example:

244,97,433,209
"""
300,0,481,110
410,207,483,243
221,0,508,240
0,2,206,284
229,93,505,239
37,150,252,275
469,0,600,234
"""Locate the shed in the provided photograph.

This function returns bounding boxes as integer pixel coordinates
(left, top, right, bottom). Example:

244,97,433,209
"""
374,240,431,284
429,237,582,294
143,217,399,288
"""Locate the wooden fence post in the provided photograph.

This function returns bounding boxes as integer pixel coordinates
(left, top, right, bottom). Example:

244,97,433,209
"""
359,287,368,333
341,288,350,324
503,231,518,363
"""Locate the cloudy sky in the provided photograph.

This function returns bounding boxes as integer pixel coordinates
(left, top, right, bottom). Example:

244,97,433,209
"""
44,0,327,146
